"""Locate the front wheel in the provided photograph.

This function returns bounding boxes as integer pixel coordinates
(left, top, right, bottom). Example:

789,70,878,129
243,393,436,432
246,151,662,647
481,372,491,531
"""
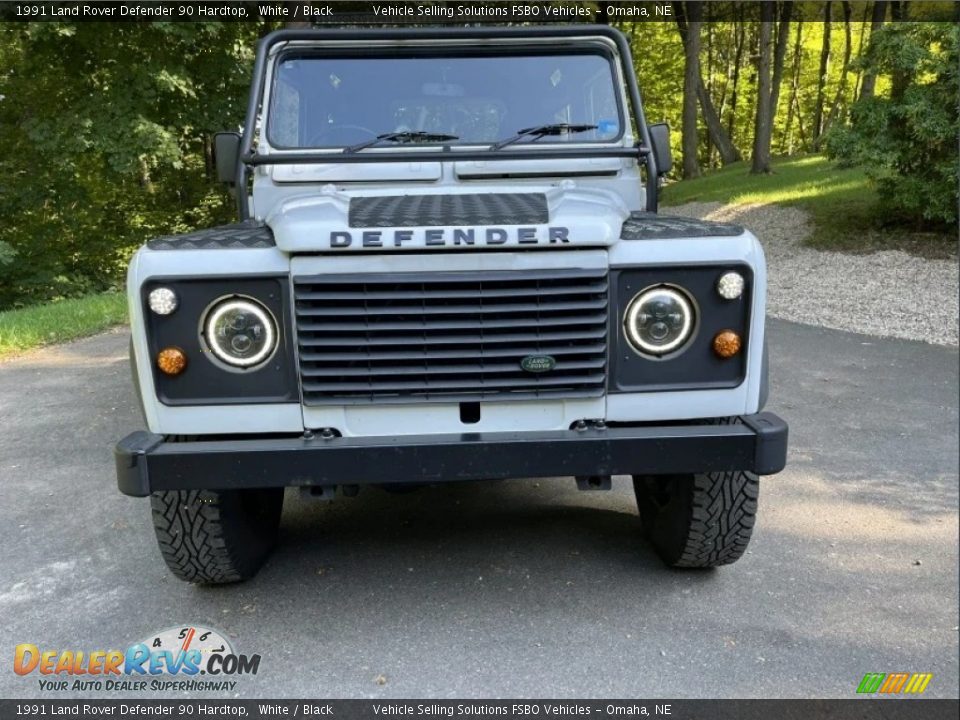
150,488,284,584
633,471,758,568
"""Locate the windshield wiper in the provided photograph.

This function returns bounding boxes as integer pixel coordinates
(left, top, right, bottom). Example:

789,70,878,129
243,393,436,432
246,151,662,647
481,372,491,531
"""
344,131,459,154
488,123,598,151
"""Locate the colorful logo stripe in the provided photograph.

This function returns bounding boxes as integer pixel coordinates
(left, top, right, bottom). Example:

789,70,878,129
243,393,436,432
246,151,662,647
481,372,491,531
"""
857,673,932,694
903,673,934,694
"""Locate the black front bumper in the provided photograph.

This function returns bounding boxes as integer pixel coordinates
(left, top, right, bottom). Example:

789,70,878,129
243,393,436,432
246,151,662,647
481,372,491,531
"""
115,412,788,497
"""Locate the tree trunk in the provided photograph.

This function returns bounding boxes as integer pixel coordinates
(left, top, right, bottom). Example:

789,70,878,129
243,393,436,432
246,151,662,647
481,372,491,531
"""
892,2,912,100
751,2,774,174
889,1,910,100
203,136,214,181
726,14,745,139
858,2,887,100
792,90,807,150
770,1,794,134
704,10,715,163
822,1,853,137
697,79,742,164
783,21,804,153
675,2,741,167
715,41,730,123
812,1,832,146
675,1,703,178
851,2,871,100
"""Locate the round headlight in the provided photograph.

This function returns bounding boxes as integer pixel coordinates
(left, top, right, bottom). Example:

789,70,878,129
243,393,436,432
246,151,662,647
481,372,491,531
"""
148,287,178,315
203,297,277,369
623,286,696,356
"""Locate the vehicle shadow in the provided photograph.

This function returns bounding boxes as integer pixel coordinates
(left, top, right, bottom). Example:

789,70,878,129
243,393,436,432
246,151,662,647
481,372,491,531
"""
269,478,674,589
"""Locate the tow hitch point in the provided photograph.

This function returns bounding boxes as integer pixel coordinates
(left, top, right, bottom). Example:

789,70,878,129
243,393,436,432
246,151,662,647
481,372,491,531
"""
576,475,612,491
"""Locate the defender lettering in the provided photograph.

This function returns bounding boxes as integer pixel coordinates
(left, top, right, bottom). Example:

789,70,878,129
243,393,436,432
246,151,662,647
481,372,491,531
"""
327,226,571,249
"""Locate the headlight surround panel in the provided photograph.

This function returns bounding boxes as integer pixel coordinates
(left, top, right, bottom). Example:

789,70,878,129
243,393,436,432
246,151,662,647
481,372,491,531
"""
141,276,298,405
610,264,753,393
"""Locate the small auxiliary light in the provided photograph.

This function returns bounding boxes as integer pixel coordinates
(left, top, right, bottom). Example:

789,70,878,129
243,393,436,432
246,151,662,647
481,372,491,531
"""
157,347,188,376
148,287,178,315
716,272,745,300
713,330,742,359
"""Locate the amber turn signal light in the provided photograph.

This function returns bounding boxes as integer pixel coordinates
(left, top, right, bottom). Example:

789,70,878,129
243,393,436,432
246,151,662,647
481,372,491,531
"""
713,330,742,359
157,347,187,376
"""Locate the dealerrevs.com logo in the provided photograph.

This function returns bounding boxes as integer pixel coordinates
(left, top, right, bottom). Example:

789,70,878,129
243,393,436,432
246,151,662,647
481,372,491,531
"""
14,625,260,693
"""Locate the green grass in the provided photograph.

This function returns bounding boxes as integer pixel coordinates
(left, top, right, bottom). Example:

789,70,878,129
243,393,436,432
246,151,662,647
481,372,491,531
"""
661,155,955,257
0,292,128,359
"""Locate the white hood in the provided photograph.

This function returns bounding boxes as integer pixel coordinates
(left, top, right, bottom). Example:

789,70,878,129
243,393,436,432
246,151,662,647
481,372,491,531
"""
265,185,630,253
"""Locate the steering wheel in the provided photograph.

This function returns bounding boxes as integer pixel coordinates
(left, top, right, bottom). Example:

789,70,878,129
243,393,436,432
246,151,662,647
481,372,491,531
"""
306,124,376,147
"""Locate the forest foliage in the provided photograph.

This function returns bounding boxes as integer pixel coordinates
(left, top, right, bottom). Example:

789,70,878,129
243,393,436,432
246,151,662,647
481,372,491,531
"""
0,4,956,310
825,21,958,225
0,22,259,308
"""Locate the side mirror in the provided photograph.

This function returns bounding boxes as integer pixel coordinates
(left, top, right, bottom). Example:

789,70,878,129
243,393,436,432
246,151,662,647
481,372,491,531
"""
213,132,241,184
648,123,672,177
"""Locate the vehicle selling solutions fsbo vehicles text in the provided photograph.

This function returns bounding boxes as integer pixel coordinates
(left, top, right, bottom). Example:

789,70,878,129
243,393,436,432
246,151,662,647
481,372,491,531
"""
371,4,592,19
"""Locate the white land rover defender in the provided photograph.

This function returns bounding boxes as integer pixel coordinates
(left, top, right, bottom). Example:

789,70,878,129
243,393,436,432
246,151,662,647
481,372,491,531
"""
115,26,788,584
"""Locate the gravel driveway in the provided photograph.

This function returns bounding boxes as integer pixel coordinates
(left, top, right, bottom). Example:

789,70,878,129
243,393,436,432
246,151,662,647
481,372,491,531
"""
671,202,959,347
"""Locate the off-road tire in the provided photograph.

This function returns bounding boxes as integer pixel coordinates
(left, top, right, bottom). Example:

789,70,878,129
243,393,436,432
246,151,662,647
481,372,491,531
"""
150,488,284,584
632,471,758,568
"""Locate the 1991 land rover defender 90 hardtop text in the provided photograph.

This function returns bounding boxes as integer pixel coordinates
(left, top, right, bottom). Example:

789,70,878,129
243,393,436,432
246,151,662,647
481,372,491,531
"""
115,26,788,584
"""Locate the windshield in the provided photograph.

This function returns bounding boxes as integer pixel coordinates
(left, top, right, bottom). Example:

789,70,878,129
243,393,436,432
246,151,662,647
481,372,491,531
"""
267,50,623,149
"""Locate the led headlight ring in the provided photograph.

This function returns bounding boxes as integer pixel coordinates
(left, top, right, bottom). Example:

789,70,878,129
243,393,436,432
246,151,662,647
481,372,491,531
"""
202,296,278,369
623,285,696,357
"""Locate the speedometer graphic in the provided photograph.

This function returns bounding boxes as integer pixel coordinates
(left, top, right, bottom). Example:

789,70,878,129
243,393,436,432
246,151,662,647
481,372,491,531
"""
137,625,234,664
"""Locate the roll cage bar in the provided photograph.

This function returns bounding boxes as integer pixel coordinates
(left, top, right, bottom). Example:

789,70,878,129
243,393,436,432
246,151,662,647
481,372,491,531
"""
235,25,658,219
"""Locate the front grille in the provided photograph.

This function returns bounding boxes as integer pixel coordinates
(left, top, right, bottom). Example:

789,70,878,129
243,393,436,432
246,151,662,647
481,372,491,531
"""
293,269,608,404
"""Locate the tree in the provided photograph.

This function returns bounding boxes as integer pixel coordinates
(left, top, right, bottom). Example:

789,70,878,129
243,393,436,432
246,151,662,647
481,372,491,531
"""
822,1,854,137
826,23,959,227
674,1,703,178
751,2,775,173
857,2,888,101
812,1,833,146
888,1,911,100
770,2,794,124
696,78,742,164
725,11,746,140
675,2,741,166
783,20,806,152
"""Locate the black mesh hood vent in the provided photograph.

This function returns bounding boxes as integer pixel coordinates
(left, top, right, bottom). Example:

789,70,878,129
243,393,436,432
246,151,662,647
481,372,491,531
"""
348,193,549,228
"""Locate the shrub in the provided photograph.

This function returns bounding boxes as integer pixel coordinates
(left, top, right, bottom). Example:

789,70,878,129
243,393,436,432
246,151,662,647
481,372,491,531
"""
825,23,959,228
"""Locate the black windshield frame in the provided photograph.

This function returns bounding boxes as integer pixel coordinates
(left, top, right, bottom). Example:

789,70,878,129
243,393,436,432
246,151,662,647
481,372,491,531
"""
236,26,658,217
265,45,627,151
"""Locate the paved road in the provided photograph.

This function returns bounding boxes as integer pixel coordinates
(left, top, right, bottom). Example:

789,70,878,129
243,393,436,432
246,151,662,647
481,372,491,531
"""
0,320,957,699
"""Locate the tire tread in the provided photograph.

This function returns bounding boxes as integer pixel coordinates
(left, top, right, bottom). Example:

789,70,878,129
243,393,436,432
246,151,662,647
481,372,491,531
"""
675,470,758,567
633,469,759,568
150,489,281,584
